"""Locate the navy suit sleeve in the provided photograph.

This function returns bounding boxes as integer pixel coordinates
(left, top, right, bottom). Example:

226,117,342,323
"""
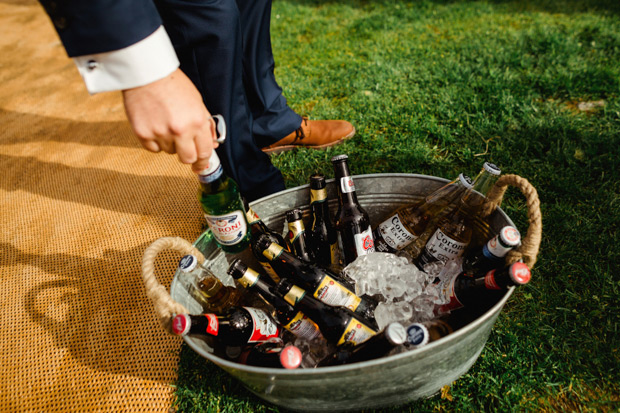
38,0,162,57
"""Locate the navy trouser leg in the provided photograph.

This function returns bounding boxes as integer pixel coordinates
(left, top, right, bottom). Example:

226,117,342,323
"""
154,0,286,201
236,0,302,148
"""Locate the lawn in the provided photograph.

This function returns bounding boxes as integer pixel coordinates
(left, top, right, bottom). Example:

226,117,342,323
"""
174,0,620,411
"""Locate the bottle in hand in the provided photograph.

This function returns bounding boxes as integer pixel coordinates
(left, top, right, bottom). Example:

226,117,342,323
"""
197,148,250,253
275,278,378,346
171,307,281,347
331,154,375,265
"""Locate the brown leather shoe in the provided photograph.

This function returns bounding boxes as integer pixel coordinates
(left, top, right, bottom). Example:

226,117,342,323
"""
262,118,355,154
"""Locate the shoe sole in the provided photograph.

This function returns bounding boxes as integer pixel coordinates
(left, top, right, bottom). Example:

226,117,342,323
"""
262,128,356,155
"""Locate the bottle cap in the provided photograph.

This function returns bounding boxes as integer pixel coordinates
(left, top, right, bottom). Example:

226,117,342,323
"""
499,226,521,247
331,154,348,163
310,174,327,190
227,258,247,280
508,262,531,285
286,208,304,222
178,255,198,273
405,323,429,348
279,345,303,369
483,162,501,176
171,314,191,336
459,174,473,190
384,322,407,345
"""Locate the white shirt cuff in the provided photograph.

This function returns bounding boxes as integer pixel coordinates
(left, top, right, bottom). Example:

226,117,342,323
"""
73,26,180,94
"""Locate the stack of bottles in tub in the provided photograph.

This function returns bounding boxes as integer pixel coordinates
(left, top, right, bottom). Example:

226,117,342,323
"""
173,155,531,369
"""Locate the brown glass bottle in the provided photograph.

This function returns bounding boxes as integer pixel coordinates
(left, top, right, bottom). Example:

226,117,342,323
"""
177,254,241,313
331,154,375,265
414,162,501,271
236,340,303,369
437,262,531,314
256,234,378,325
286,208,314,262
227,259,324,342
275,278,378,346
373,174,471,253
244,198,290,283
317,322,407,366
171,307,281,347
462,226,521,276
308,174,340,270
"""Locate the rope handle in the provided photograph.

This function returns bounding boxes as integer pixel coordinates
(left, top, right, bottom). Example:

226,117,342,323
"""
141,236,206,334
481,174,542,269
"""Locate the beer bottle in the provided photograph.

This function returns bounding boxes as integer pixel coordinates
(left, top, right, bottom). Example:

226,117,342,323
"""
244,198,289,282
331,154,375,265
236,339,303,369
317,322,407,366
414,162,501,271
275,278,378,346
462,226,521,276
177,254,242,313
286,208,314,262
437,262,531,314
256,234,377,324
373,174,471,254
405,319,454,349
227,259,324,342
197,148,250,253
171,307,281,347
308,174,340,270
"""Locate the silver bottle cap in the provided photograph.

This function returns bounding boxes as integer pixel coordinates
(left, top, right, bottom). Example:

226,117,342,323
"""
385,322,407,345
178,254,198,273
459,173,473,189
483,162,501,176
331,154,348,163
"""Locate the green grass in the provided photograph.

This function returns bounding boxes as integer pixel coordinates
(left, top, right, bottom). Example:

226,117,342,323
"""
174,0,620,411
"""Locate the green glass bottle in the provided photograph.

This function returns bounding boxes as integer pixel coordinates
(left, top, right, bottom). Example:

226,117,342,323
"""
196,123,250,253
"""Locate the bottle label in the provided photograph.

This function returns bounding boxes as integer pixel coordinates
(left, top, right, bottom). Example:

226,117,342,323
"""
314,275,361,311
243,307,281,343
246,208,261,225
287,220,305,243
237,268,259,289
205,313,219,335
484,270,501,290
339,177,356,193
263,243,284,261
330,242,339,265
353,227,375,257
423,228,467,264
337,318,376,346
377,214,416,250
259,262,281,283
284,312,324,341
205,210,248,246
485,227,518,258
437,275,464,313
310,188,327,204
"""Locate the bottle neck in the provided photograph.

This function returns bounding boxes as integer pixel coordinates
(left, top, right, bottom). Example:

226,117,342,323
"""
333,161,359,205
310,188,331,218
198,151,226,191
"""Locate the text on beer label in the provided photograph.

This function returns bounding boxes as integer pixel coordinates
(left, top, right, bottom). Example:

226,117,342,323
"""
205,313,219,335
313,275,361,311
243,307,280,342
353,227,375,257
337,318,376,346
424,228,467,263
377,214,416,250
339,177,356,193
204,210,247,246
284,312,323,341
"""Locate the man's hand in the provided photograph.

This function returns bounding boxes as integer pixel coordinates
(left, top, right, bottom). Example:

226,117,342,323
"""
122,68,218,173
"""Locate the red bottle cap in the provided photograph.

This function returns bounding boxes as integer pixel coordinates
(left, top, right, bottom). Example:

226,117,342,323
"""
509,262,531,285
279,345,302,369
172,314,191,336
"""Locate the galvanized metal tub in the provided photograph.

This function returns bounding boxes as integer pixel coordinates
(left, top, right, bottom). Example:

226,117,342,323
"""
170,173,516,411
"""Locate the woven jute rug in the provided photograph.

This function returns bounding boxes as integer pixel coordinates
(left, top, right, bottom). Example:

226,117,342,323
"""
0,2,203,411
